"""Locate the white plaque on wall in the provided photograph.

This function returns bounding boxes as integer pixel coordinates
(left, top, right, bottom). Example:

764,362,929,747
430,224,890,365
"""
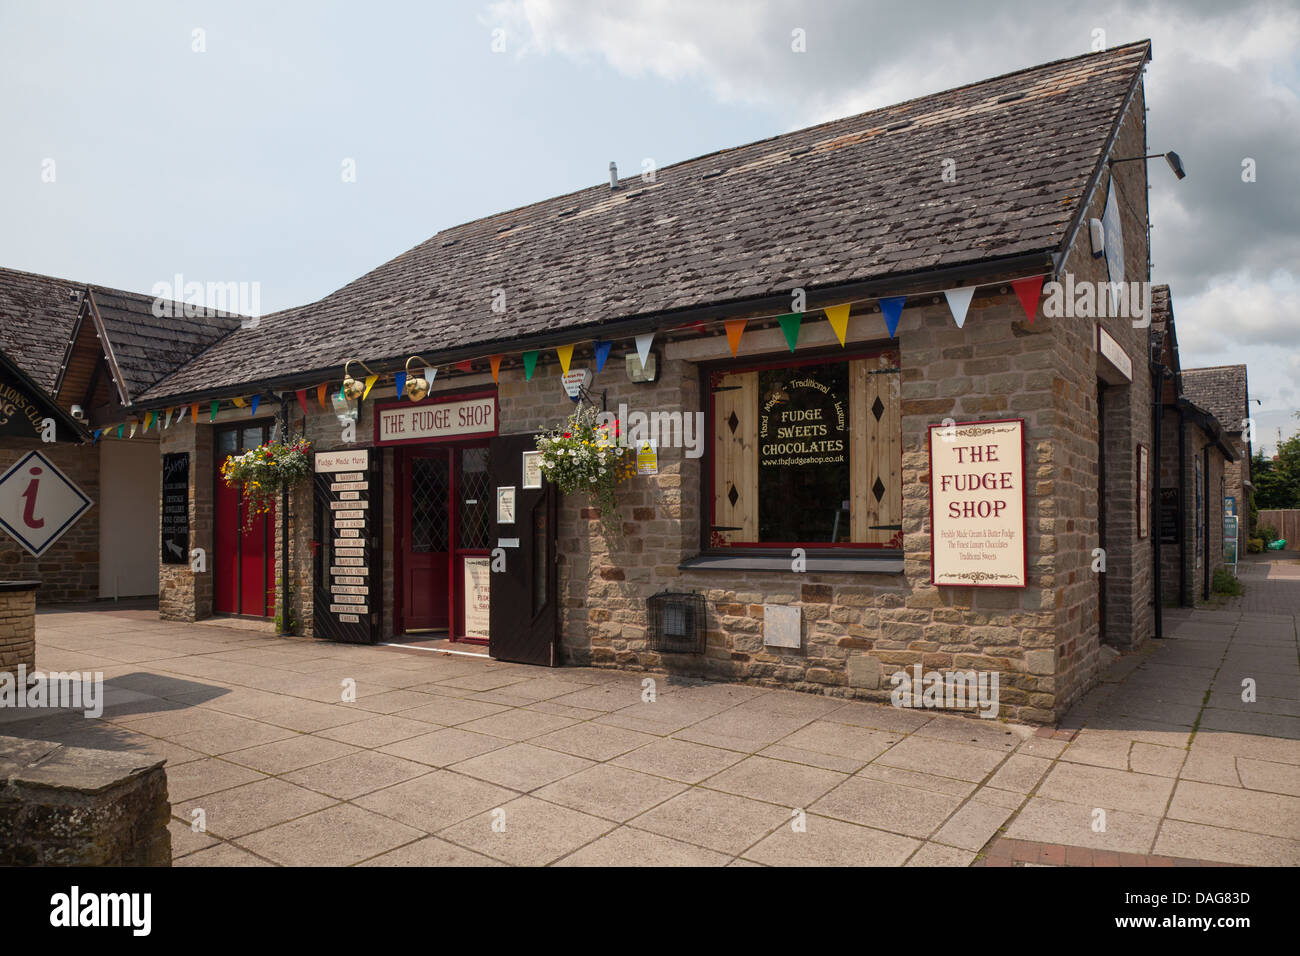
764,604,802,649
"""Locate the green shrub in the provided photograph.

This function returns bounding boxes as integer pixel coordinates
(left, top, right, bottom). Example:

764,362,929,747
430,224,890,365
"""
1247,537,1265,553
1211,568,1243,596
1259,525,1279,544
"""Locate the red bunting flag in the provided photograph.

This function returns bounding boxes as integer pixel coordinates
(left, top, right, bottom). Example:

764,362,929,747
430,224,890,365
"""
295,388,309,418
1012,276,1044,324
456,359,474,373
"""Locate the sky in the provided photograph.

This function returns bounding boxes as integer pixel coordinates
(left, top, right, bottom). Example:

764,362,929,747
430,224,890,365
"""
1,0,1297,451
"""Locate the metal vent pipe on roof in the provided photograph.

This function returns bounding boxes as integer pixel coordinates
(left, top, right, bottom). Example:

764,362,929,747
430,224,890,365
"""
609,162,617,189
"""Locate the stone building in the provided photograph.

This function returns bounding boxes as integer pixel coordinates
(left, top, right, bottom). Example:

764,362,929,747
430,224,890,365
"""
1180,364,1253,529
0,268,237,603
121,40,1184,723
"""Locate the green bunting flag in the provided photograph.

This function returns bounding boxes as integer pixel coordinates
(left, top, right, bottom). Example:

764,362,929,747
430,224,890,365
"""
777,312,802,352
209,400,219,423
522,350,539,381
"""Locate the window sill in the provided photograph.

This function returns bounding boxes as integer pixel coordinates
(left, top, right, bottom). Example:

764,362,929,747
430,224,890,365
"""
678,550,904,574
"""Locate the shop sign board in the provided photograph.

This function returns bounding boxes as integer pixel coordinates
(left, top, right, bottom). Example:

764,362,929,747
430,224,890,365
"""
313,448,380,642
927,419,1027,587
375,392,497,446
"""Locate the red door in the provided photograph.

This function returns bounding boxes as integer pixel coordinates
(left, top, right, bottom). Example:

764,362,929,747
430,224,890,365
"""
214,423,276,617
399,446,451,630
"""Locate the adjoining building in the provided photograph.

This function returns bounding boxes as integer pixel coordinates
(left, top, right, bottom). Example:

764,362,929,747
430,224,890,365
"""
0,268,238,602
1150,286,1238,606
1180,363,1253,527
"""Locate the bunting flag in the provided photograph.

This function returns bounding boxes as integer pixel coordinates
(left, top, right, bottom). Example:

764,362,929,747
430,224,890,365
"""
232,396,247,408
593,340,612,372
128,423,137,439
823,304,850,346
189,403,198,423
316,383,328,408
1012,276,1044,324
164,408,174,428
295,389,309,417
777,312,802,352
943,287,975,329
556,344,574,376
489,355,503,384
634,333,654,367
116,424,123,439
250,395,260,416
455,359,474,373
724,319,747,357
362,375,378,400
877,297,904,338
210,400,219,423
395,371,407,397
143,411,153,432
424,367,437,388
522,350,539,381
92,428,102,444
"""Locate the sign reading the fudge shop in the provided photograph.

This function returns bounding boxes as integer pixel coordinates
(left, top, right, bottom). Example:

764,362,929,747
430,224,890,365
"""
374,392,497,445
313,448,379,643
160,453,190,564
928,419,1026,588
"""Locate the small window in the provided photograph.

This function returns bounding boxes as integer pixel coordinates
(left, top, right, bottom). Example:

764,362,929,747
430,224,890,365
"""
709,352,901,549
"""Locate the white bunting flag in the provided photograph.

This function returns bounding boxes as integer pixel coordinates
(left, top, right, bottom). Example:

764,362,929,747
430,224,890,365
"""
944,287,976,329
424,367,437,387
635,333,654,367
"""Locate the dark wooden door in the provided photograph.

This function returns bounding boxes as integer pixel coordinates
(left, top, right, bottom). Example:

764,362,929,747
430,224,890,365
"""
214,423,275,617
488,433,558,666
399,446,451,631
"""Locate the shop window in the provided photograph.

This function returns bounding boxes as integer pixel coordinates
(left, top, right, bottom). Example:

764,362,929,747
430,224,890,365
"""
458,447,492,550
709,351,901,549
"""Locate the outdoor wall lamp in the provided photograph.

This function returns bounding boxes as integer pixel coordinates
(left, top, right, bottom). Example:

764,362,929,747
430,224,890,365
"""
1109,150,1186,180
341,360,373,401
404,356,431,401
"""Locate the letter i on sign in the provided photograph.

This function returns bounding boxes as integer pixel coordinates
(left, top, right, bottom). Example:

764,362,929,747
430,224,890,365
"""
21,467,44,528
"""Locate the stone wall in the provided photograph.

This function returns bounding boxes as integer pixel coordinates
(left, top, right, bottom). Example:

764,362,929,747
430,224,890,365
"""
157,416,214,621
0,438,99,604
0,735,171,866
0,582,37,675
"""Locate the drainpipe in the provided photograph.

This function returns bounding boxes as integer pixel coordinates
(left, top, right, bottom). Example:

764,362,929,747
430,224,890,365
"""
1178,406,1187,605
1150,345,1165,640
280,393,291,636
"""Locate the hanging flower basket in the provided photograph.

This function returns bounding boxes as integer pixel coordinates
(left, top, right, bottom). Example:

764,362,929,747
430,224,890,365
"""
536,404,635,537
220,438,312,528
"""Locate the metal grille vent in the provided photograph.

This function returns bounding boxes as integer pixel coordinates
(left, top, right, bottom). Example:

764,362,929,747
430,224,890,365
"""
647,590,706,654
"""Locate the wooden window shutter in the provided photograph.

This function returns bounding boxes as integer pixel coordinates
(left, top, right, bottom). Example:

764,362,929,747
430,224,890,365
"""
850,355,902,547
712,370,758,544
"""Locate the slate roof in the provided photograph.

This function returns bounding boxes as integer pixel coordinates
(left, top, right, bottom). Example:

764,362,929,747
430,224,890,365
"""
83,287,243,403
0,267,85,390
1182,365,1249,436
135,39,1149,403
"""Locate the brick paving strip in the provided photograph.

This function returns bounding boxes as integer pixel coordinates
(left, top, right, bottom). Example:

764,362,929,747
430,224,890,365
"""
3,565,1296,866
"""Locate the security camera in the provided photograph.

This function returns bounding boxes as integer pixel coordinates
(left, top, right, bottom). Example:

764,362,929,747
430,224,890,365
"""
70,404,86,421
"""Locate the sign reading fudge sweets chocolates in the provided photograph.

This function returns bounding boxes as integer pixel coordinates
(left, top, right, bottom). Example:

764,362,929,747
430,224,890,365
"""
313,448,380,643
927,419,1027,587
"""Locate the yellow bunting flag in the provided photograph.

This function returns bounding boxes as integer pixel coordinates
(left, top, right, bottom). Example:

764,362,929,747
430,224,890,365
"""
724,319,747,357
143,411,153,431
824,304,851,347
232,396,247,408
489,355,503,384
316,383,327,408
362,375,378,400
556,344,574,376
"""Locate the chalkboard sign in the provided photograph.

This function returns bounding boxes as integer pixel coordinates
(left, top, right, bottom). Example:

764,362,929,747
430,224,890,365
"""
1159,487,1180,545
312,449,380,644
161,453,190,564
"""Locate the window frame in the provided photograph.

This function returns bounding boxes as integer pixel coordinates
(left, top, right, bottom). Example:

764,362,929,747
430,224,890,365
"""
697,343,903,557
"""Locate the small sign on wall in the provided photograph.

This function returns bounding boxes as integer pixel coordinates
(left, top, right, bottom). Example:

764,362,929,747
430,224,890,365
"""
764,604,801,648
1137,444,1149,539
928,418,1027,587
161,452,190,564
521,450,542,489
